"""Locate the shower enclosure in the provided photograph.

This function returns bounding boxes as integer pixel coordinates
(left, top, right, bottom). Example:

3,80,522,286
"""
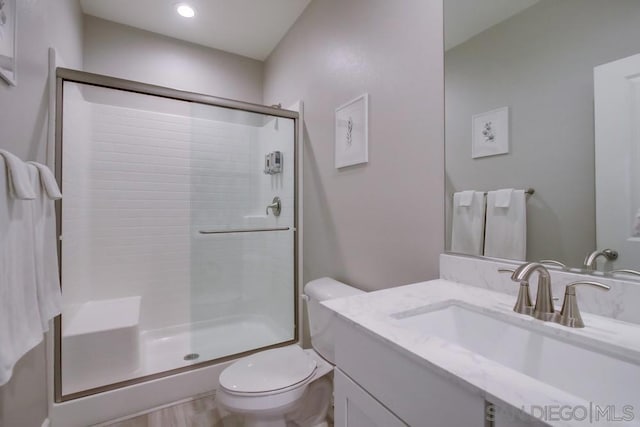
53,69,299,401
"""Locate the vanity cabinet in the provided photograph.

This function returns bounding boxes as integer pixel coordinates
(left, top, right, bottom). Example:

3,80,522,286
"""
332,315,486,427
490,403,538,427
334,369,406,427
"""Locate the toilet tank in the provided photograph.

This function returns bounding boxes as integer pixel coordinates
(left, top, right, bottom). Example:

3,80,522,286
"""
304,278,365,364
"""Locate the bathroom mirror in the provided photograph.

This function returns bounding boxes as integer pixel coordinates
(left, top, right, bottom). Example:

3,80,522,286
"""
444,0,640,277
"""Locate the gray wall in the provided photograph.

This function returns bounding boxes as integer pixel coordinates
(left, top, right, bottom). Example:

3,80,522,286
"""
83,16,264,104
0,1,84,426
445,0,640,267
0,0,83,162
264,0,444,291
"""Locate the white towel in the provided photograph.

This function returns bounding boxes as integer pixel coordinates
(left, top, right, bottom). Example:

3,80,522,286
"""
484,189,527,260
494,188,514,208
27,161,62,200
0,158,44,386
451,191,486,256
27,164,62,332
458,190,475,207
0,150,36,200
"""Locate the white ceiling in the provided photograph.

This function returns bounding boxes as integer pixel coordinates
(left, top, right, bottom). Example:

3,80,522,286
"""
445,0,540,50
80,0,312,61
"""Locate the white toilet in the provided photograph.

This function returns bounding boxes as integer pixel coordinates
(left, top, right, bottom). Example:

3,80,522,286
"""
217,278,364,427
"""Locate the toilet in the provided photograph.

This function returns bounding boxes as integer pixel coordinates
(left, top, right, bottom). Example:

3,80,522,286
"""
217,278,364,427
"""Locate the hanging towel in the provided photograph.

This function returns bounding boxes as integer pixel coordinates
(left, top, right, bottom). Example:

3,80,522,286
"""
494,188,514,208
458,190,475,207
0,158,44,386
484,189,527,260
0,150,36,200
27,162,62,200
27,164,62,332
451,191,486,256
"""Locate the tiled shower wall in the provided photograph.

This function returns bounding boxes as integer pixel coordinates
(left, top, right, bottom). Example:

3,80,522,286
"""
254,118,295,333
62,91,295,336
61,85,94,322
190,113,295,339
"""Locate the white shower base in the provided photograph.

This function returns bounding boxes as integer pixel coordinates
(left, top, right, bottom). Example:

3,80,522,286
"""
62,313,289,396
141,316,288,374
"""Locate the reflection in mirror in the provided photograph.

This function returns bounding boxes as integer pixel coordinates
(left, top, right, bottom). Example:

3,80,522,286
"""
444,0,640,277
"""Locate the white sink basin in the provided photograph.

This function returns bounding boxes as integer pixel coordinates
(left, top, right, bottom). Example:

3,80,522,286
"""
392,303,640,407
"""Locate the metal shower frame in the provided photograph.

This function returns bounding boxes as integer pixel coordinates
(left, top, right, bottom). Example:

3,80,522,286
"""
53,67,300,402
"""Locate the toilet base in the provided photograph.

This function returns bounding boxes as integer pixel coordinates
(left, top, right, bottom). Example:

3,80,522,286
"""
218,348,334,427
243,419,328,427
243,418,286,427
223,375,333,427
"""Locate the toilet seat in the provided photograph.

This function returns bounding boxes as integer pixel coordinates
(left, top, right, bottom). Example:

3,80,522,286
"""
219,346,317,396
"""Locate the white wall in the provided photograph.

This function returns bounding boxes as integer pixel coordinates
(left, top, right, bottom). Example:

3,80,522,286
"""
0,0,83,162
83,16,264,104
444,0,640,266
263,0,445,291
0,1,84,426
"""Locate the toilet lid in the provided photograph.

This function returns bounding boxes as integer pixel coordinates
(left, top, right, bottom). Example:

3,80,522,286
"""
219,346,317,394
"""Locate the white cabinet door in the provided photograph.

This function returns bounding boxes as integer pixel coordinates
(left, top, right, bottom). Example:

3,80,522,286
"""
594,53,640,269
334,369,407,427
334,315,485,427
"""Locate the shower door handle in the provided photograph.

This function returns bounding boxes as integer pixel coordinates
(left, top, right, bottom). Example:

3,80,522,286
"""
266,197,282,216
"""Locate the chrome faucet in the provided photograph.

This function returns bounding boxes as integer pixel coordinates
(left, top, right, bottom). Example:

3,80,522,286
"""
506,262,612,328
511,262,555,321
583,249,618,271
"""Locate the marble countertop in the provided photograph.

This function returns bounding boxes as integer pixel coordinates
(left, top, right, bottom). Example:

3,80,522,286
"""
323,279,640,427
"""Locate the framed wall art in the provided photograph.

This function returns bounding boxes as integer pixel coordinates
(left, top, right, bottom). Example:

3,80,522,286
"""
0,0,16,86
335,93,368,168
472,106,509,158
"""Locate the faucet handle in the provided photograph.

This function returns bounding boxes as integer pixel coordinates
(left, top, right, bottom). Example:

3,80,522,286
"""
610,269,640,277
565,281,611,294
498,268,533,315
539,259,567,270
557,281,610,328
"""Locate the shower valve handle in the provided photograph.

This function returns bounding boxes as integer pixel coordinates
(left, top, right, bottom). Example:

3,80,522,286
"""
266,197,282,216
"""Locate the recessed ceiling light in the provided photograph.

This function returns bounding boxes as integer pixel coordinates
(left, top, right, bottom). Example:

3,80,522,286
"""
176,4,196,18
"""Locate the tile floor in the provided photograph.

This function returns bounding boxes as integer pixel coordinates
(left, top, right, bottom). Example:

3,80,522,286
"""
99,391,333,427
98,393,242,427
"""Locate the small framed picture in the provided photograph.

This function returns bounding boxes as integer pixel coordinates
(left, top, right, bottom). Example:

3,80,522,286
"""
335,93,368,168
0,0,17,86
472,107,509,158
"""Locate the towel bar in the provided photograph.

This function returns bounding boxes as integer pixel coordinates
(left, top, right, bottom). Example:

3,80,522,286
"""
453,188,535,197
199,227,291,235
482,188,534,196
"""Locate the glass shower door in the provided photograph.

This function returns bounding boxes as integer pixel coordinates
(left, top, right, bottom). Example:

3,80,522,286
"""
188,104,296,362
57,73,298,400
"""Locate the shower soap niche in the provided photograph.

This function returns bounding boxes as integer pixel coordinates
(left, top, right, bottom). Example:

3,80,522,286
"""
62,296,141,393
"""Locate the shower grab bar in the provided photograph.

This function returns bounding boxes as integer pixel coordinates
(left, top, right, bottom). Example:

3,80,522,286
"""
199,227,291,235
